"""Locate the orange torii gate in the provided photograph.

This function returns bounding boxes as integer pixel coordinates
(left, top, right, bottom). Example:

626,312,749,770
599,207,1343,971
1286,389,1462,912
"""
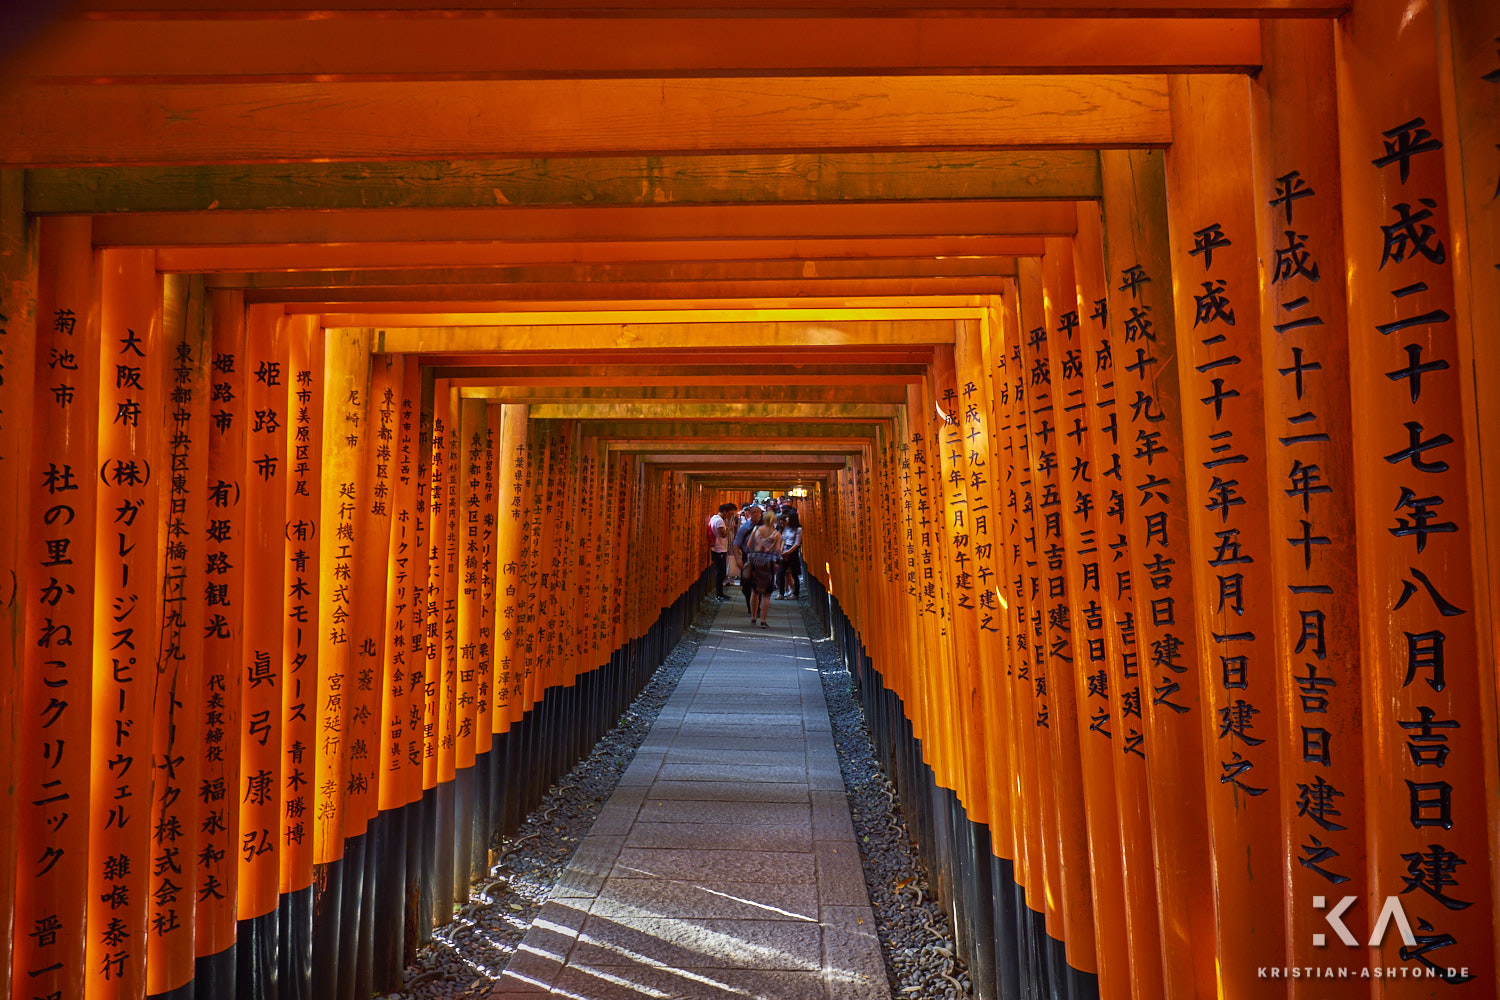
0,2,1499,1000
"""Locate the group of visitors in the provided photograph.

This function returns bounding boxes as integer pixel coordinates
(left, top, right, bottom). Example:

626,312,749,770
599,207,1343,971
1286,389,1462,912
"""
708,497,804,628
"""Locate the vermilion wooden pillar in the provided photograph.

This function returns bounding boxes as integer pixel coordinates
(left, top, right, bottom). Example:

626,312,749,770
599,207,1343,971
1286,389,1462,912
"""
88,248,163,1000
1039,237,1125,998
14,214,96,1000
1163,74,1287,998
1099,150,1216,1000
282,315,323,900
148,273,207,998
1338,0,1496,988
0,172,36,1000
196,289,246,979
1252,19,1367,996
377,354,419,815
1072,206,1164,1000
238,304,287,931
493,404,528,734
1436,0,1500,971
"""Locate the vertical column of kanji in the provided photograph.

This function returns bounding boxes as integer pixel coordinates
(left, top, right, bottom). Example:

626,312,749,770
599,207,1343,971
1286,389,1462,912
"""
578,436,597,673
0,174,36,1000
1436,1,1500,968
238,305,287,931
988,290,1043,946
934,358,973,814
560,424,583,694
86,248,162,1000
477,406,498,772
891,410,926,756
1039,238,1124,996
147,274,206,997
377,356,417,820
1162,75,1287,995
493,405,527,737
313,330,365,880
932,345,989,838
589,438,609,674
421,382,448,860
977,300,1024,893
435,385,460,821
413,377,436,811
281,315,322,903
517,423,544,731
955,324,1008,850
13,217,96,1000
1072,205,1165,1000
1251,21,1367,992
346,355,393,850
971,305,1023,965
904,383,955,805
197,290,246,972
1015,258,1079,978
454,398,486,848
1099,150,1217,1000
1338,0,1495,986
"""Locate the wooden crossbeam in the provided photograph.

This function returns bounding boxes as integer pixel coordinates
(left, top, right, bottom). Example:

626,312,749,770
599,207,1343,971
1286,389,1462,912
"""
28,152,1098,214
369,320,957,353
155,237,1046,273
243,277,1012,305
0,75,1169,166
70,0,1350,16
456,384,909,402
14,17,1258,81
93,202,1078,248
204,258,1021,291
527,401,898,419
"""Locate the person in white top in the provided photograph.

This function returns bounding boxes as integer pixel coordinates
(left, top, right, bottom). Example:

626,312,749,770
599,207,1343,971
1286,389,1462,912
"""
776,509,803,599
708,502,735,599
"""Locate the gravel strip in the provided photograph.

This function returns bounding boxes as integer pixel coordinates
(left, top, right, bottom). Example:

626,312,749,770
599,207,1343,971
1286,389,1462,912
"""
795,594,976,1000
376,598,721,1000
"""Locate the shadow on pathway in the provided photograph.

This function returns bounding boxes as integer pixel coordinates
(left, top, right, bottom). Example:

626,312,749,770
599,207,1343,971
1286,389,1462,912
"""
489,595,891,1000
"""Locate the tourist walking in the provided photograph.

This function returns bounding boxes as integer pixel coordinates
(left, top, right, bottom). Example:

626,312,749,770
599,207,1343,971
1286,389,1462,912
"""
708,502,735,599
776,509,803,599
745,515,784,627
735,503,761,615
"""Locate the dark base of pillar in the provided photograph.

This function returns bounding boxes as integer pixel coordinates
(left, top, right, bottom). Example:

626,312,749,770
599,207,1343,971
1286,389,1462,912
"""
810,576,1101,1000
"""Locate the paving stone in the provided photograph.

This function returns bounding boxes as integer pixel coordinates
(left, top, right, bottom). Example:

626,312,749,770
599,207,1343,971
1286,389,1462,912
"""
570,915,824,972
644,780,809,803
590,877,819,921
656,762,808,784
667,735,808,753
635,798,810,828
623,821,813,854
813,842,870,907
821,905,891,1000
611,848,817,884
809,788,857,843
550,963,827,1000
660,748,808,769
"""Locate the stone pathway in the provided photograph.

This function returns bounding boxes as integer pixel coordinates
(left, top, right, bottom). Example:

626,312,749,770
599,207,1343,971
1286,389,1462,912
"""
490,595,891,1000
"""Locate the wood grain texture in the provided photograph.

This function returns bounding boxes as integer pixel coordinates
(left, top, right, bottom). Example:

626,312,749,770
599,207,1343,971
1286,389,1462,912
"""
243,277,1013,305
26,151,1099,213
13,17,1258,81
203,257,1022,290
71,0,1348,14
153,237,1046,273
91,201,1078,247
0,75,1170,167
